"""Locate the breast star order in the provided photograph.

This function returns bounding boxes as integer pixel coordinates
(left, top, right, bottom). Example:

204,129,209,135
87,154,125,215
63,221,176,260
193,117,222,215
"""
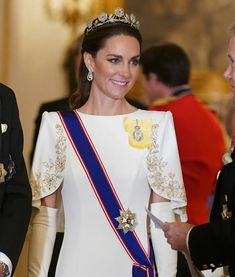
115,208,137,234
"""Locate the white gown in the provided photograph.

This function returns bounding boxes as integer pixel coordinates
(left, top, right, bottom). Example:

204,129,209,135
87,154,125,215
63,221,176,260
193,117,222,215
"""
31,109,187,277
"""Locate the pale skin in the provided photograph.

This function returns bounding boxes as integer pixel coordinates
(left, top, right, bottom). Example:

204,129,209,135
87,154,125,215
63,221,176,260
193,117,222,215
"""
163,34,235,253
162,222,193,252
41,34,169,210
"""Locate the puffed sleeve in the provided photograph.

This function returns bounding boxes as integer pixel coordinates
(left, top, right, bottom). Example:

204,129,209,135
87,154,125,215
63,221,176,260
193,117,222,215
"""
147,111,187,221
30,112,67,209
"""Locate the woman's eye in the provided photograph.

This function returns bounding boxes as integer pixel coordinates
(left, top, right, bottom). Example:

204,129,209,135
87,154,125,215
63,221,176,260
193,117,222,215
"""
108,58,119,64
130,59,140,66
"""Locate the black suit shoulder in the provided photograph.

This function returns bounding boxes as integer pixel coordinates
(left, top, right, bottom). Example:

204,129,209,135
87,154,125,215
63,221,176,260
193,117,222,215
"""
0,83,13,93
0,83,17,104
189,158,235,273
0,84,20,162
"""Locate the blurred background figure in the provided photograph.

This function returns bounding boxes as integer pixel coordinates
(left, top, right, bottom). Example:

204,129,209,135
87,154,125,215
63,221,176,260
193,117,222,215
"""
140,42,226,225
140,42,226,276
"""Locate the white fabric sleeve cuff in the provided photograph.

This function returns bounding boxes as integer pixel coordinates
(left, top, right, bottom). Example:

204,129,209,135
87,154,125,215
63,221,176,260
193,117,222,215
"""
150,202,177,277
0,252,12,276
186,226,194,253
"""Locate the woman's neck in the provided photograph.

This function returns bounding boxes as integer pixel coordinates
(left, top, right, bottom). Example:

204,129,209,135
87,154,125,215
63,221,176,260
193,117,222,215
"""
78,97,137,116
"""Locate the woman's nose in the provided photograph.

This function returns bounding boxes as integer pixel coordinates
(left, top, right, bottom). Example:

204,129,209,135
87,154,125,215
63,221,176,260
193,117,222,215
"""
120,64,131,77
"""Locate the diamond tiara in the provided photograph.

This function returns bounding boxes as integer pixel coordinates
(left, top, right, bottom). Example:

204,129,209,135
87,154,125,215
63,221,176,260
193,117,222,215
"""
86,7,140,34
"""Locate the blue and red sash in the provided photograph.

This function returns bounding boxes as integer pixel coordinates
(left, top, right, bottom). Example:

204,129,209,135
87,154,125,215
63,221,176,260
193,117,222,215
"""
58,111,156,277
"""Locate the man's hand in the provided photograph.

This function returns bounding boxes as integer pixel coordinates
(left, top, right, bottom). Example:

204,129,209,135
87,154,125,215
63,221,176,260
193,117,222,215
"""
163,222,193,252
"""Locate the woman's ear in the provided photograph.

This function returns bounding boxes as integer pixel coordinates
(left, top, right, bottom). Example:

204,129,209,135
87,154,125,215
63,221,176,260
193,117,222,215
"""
83,52,94,72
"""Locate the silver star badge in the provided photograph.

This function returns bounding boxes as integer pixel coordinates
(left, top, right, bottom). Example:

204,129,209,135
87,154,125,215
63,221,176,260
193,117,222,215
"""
115,208,137,234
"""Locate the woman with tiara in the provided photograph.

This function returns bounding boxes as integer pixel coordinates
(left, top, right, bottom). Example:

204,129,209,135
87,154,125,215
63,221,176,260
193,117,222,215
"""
28,7,187,277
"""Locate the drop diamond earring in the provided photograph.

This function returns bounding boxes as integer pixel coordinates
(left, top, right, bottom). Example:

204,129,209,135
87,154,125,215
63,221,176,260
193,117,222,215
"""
87,70,93,82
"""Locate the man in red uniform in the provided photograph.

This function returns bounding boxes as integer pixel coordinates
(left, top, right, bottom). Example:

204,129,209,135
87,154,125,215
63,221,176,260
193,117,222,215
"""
140,43,226,276
140,42,225,225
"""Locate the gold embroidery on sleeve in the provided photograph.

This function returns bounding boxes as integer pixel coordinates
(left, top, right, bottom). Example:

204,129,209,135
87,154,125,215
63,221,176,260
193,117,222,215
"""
147,123,186,202
31,124,66,199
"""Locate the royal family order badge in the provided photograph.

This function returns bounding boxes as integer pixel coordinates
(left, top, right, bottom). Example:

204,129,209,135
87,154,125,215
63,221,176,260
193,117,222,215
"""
123,117,153,149
115,208,137,234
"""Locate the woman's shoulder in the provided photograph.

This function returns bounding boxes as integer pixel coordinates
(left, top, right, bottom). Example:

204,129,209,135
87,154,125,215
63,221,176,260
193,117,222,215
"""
39,111,66,136
41,110,62,123
137,109,173,120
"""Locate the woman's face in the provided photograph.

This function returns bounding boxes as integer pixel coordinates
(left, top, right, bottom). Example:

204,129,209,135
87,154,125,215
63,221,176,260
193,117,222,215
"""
85,34,140,101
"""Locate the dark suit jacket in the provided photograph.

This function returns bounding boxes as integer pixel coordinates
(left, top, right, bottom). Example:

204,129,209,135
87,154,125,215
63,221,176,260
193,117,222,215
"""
0,83,32,272
188,150,235,275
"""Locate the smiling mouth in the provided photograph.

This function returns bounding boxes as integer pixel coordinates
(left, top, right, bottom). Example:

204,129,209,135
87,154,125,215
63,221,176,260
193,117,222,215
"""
112,79,129,86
